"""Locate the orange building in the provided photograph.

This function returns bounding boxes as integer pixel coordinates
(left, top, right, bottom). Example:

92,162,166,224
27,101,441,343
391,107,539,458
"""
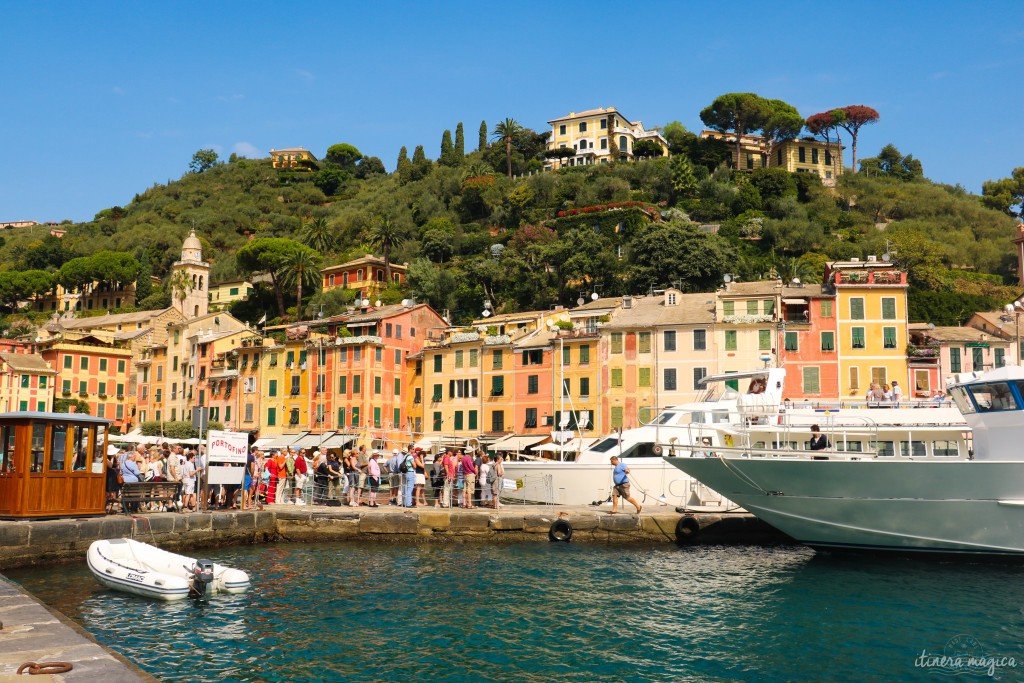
776,283,839,400
0,353,56,413
311,303,446,449
39,334,132,431
320,255,407,302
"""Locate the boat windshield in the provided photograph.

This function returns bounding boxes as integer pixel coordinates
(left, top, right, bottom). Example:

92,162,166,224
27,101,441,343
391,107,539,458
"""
589,437,620,453
653,411,677,425
964,382,1018,413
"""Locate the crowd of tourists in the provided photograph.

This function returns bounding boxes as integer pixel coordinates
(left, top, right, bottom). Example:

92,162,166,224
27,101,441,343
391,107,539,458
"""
105,442,508,513
304,445,507,509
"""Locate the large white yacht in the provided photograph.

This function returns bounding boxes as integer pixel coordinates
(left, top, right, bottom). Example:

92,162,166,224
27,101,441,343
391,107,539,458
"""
498,368,787,508
663,368,1024,558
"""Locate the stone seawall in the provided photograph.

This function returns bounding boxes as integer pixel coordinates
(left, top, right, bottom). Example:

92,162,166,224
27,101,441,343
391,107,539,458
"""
0,507,788,571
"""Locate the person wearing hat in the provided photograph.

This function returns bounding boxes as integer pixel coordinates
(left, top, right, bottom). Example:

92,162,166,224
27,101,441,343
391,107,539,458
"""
386,448,403,505
401,447,416,507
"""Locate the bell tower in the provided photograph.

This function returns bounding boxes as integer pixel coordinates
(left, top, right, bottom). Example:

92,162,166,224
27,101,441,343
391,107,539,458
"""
171,229,210,318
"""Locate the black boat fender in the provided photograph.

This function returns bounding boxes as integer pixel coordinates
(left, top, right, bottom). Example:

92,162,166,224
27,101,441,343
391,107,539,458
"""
675,515,700,544
549,519,573,542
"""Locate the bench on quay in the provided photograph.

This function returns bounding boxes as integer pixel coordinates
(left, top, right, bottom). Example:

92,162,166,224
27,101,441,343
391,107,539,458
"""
120,481,182,513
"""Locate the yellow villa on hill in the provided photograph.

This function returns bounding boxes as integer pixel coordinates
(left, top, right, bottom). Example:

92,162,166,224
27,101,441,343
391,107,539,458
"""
545,107,669,169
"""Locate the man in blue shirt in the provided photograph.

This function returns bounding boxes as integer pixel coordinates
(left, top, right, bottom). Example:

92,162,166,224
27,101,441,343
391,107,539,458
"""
609,455,641,514
120,451,143,513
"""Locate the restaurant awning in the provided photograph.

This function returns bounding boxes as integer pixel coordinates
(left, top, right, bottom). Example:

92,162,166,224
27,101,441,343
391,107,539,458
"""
782,298,808,304
320,433,357,449
264,433,305,449
488,434,547,453
291,431,334,450
252,436,280,450
532,438,598,453
413,436,469,452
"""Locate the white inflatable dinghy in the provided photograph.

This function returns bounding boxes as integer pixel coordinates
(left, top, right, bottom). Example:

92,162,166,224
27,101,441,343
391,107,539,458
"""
87,538,250,601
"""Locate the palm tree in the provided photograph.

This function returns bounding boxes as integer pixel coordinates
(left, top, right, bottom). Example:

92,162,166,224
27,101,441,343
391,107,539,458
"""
300,217,336,254
368,217,404,285
492,118,523,178
168,270,193,311
278,248,322,320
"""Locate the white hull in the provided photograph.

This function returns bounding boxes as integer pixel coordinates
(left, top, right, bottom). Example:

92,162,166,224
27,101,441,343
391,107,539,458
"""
666,457,1024,556
87,538,250,601
501,457,734,509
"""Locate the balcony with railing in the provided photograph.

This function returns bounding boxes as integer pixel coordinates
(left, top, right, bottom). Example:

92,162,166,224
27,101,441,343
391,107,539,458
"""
835,269,906,286
907,342,940,363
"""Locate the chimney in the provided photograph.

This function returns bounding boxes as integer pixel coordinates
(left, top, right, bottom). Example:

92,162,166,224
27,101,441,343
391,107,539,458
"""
622,296,633,309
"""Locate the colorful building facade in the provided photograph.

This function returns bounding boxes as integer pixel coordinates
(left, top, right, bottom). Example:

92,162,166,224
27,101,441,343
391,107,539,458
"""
826,259,909,399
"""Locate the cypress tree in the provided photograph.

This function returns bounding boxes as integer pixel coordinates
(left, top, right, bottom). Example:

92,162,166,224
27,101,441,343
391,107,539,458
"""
412,145,431,180
479,120,487,152
440,129,455,166
396,146,412,185
455,122,465,160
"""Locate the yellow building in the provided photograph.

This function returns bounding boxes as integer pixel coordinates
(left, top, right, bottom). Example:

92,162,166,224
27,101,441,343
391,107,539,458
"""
209,279,253,312
32,280,137,314
270,147,318,168
546,107,669,169
717,282,781,383
280,336,311,433
256,338,287,438
420,329,486,447
826,258,909,398
699,130,844,185
546,313,603,440
773,138,843,186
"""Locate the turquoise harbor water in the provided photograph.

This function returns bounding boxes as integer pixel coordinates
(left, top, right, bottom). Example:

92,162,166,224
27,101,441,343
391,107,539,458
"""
8,542,1024,682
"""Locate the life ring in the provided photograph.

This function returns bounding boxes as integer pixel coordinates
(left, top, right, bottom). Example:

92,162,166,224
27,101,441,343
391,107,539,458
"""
750,378,765,395
653,445,663,455
675,515,700,544
549,519,573,542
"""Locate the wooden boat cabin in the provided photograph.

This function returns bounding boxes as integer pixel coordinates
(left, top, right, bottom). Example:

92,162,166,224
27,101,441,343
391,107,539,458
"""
0,412,111,518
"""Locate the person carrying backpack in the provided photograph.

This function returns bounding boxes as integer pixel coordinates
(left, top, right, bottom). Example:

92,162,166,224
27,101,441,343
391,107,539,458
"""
386,449,403,505
401,449,416,507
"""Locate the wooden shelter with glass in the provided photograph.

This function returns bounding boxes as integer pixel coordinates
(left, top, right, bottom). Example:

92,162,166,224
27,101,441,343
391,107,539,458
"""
0,412,111,518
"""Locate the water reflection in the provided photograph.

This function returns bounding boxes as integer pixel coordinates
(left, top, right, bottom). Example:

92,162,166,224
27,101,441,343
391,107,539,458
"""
7,543,1024,682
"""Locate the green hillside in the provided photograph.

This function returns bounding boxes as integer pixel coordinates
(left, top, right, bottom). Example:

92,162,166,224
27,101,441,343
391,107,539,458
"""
2,128,1019,332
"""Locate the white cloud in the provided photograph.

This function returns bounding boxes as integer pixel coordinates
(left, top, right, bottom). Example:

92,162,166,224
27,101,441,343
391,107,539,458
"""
233,141,262,158
294,68,314,85
112,86,126,96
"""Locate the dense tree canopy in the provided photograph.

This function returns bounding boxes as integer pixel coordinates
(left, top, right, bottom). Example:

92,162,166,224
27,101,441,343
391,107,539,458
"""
0,100,1012,335
982,167,1024,219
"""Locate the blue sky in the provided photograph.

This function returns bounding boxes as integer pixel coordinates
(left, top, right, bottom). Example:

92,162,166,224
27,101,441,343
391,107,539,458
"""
2,1,1022,223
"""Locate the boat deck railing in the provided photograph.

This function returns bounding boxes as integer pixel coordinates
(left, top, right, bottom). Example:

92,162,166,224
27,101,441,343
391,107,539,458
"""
679,444,970,462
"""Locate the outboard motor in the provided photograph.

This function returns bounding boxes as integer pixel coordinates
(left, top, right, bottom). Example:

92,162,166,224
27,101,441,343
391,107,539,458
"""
190,560,215,597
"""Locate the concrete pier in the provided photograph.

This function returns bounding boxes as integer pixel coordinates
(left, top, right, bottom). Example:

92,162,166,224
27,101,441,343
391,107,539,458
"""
0,577,157,682
0,504,788,571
